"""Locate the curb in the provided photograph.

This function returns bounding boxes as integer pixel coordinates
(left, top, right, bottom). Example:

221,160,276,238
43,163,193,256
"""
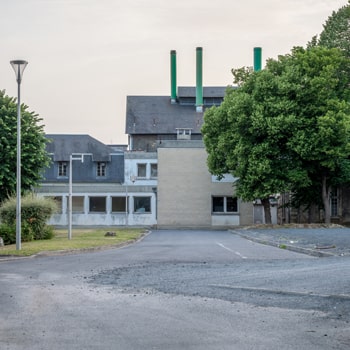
0,230,151,262
230,230,336,258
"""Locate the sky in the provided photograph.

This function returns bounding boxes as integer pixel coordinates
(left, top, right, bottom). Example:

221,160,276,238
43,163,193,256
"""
1,0,347,144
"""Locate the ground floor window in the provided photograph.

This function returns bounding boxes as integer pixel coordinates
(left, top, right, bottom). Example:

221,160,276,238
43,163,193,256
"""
331,188,339,217
89,196,106,213
212,196,238,213
72,196,84,213
134,196,151,213
112,196,127,212
45,196,63,214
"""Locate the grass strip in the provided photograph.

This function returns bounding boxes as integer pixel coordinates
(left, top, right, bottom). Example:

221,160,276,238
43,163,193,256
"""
0,228,145,257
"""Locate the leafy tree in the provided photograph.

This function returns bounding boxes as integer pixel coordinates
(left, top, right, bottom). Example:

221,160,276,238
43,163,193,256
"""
318,2,350,57
0,90,50,203
202,46,350,224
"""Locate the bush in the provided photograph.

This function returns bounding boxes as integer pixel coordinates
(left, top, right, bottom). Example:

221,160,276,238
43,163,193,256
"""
0,194,57,241
0,223,15,245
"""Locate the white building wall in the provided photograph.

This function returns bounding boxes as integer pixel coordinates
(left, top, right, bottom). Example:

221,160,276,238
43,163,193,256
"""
37,186,157,227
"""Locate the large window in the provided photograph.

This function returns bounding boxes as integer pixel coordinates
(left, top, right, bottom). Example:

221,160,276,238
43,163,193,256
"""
134,196,151,213
58,162,67,177
72,196,84,213
137,163,147,178
212,196,238,213
45,196,63,214
89,196,106,213
97,162,106,177
112,196,127,213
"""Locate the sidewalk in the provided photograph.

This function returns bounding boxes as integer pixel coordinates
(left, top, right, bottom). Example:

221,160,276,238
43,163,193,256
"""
231,226,350,257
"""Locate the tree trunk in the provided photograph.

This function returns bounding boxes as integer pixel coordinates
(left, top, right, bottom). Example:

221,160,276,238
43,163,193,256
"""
261,197,272,224
322,175,331,224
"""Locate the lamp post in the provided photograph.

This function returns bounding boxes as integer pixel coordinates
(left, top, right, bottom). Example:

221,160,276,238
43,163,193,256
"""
10,60,28,251
68,154,84,239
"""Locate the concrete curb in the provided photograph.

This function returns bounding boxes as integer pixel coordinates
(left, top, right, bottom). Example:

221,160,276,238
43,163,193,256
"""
230,230,336,258
0,230,151,262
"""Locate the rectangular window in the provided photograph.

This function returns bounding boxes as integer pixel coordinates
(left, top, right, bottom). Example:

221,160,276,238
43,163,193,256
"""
134,196,151,213
212,197,224,212
212,196,238,213
58,162,67,177
45,196,63,214
150,164,158,178
137,163,147,178
112,196,127,212
226,197,238,212
89,196,106,213
97,162,106,177
331,189,338,217
72,196,84,213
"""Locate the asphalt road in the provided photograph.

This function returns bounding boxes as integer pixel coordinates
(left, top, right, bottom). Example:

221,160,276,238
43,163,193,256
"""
1,230,350,349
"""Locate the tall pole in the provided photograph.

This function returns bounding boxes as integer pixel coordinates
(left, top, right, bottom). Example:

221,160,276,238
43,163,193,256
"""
10,60,28,251
68,154,84,239
68,155,73,240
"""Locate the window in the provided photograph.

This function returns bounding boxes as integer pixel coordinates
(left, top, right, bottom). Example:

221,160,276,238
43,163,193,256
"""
97,162,106,177
45,196,63,214
89,196,106,213
137,163,147,178
150,164,158,178
58,162,67,177
72,196,84,213
226,197,238,212
112,196,127,212
134,196,151,213
212,196,238,213
331,188,339,217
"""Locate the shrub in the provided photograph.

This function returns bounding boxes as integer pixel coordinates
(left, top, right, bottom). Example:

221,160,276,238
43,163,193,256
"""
0,194,57,241
0,224,15,245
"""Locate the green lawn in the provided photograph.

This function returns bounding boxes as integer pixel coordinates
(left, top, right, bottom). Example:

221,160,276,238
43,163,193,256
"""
0,228,146,256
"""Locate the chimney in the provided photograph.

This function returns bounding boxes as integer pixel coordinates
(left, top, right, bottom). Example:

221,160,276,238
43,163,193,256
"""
170,50,177,104
253,47,262,71
196,47,203,112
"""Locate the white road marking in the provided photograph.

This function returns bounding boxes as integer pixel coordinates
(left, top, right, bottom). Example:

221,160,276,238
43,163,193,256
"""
216,242,247,259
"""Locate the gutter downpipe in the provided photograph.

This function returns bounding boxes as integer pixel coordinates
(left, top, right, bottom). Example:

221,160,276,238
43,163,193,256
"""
196,47,203,112
170,50,177,104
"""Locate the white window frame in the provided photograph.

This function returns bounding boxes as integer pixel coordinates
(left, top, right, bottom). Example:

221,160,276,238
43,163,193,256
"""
58,162,67,177
97,162,106,177
150,163,158,178
137,163,147,178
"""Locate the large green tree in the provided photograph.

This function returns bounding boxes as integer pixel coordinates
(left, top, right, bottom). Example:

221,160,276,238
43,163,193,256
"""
318,1,350,57
202,46,350,224
0,90,50,203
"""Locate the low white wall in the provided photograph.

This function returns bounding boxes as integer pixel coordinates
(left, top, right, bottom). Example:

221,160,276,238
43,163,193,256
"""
211,215,240,226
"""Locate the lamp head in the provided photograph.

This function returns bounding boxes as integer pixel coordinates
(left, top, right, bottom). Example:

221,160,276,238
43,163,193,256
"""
10,60,28,84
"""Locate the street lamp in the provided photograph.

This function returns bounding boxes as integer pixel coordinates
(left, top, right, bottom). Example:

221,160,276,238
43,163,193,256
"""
68,154,84,239
10,60,28,251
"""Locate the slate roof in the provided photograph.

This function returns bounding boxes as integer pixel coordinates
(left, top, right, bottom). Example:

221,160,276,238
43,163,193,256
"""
126,86,227,135
45,134,114,162
178,86,227,98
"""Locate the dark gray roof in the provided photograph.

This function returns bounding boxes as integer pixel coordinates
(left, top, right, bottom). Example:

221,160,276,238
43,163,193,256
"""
126,86,227,135
178,86,228,98
45,134,113,162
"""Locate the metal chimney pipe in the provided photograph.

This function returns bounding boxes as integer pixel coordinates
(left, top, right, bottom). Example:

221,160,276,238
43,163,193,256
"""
254,47,262,71
196,47,203,112
170,50,177,104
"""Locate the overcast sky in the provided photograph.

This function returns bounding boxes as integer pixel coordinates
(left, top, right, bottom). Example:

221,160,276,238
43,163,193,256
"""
1,0,347,144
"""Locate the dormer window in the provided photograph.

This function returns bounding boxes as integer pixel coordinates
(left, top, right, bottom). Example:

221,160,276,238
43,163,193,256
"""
97,162,106,177
58,162,67,177
176,128,192,140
